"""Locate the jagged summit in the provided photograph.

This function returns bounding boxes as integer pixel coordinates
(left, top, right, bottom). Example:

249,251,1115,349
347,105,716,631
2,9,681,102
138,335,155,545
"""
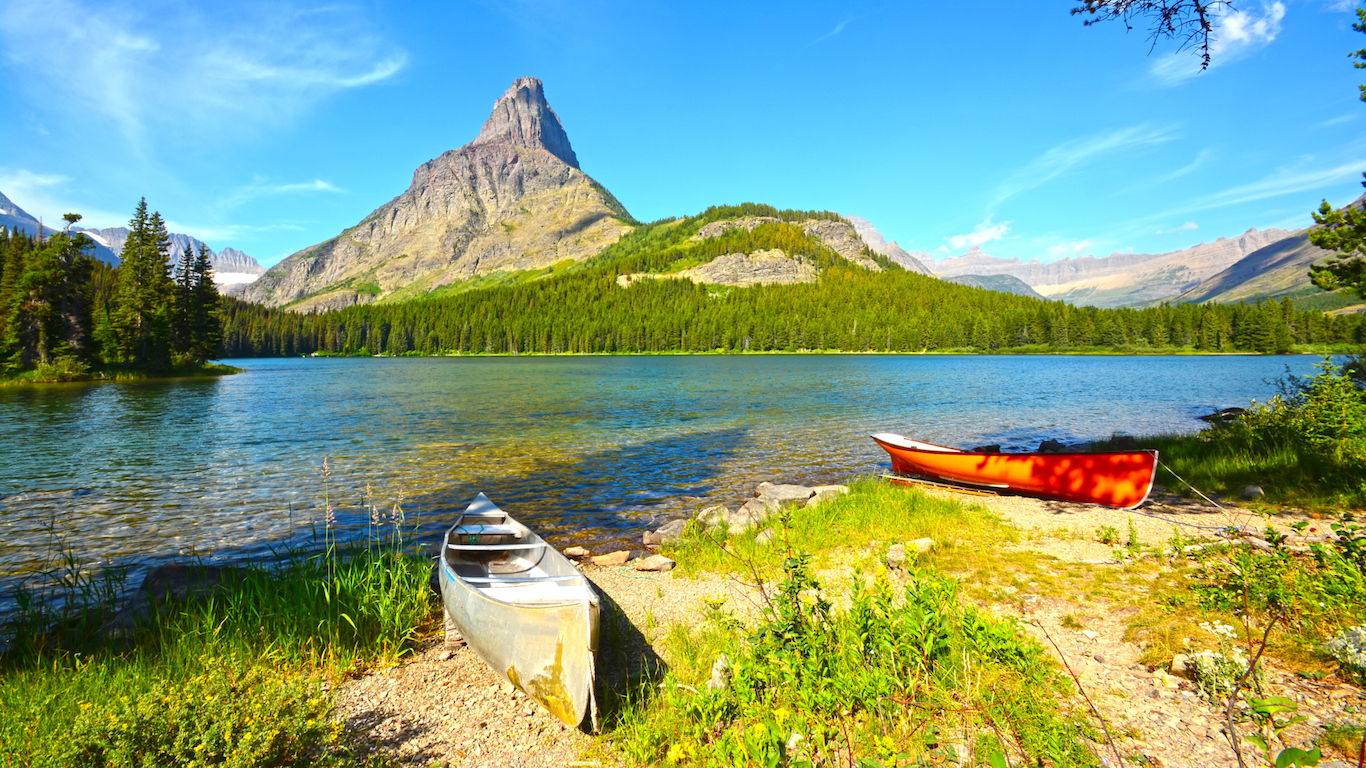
470,76,579,169
239,77,630,310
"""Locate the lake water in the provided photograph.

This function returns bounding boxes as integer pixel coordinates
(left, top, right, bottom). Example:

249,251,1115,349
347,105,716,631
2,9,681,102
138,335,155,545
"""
0,354,1327,595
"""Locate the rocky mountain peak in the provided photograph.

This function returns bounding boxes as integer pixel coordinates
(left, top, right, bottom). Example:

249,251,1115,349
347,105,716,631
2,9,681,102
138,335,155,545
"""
471,76,580,169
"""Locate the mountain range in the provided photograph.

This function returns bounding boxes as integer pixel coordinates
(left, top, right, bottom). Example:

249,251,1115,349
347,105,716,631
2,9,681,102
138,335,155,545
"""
0,191,265,288
9,76,1358,312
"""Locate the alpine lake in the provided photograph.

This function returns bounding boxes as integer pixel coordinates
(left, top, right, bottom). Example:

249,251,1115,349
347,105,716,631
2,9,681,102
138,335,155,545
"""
0,354,1331,604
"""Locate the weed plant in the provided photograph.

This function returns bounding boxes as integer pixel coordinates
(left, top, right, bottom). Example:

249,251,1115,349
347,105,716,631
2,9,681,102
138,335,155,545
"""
0,500,433,766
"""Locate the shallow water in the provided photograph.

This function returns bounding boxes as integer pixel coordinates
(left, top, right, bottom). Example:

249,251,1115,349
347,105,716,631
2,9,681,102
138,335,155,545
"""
0,354,1324,593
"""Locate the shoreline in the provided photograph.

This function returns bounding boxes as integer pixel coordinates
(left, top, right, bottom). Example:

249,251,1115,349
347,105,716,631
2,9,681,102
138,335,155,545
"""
259,346,1354,360
0,362,241,387
333,481,1363,767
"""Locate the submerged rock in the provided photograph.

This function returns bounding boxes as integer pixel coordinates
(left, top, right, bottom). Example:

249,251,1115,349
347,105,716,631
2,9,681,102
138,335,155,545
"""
643,518,687,545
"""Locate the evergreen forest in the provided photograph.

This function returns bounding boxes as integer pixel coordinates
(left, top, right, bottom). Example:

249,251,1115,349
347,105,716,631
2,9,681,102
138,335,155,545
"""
0,200,223,382
219,204,1365,358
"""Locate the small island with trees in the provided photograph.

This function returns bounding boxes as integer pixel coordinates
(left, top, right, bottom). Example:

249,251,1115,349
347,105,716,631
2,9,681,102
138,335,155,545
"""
0,199,232,384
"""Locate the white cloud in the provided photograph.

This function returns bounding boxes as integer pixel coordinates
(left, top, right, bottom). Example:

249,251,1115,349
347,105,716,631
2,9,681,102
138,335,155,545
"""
223,177,345,208
1324,0,1358,12
991,124,1176,207
1149,2,1285,85
0,168,128,227
1159,156,1366,218
165,220,307,242
1156,221,1199,234
946,219,1010,250
1319,114,1358,128
1045,240,1092,260
0,0,407,147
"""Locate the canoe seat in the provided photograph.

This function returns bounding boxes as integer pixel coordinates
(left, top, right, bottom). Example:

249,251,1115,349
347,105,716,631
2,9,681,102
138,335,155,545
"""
447,542,546,551
462,575,584,584
453,524,524,538
478,582,595,604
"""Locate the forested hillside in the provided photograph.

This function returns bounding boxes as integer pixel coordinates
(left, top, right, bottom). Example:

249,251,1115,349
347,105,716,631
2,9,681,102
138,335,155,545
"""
220,204,1365,358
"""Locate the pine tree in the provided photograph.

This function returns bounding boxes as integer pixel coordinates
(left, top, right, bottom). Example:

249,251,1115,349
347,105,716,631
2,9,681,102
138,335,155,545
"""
187,243,222,363
171,240,195,360
111,199,174,368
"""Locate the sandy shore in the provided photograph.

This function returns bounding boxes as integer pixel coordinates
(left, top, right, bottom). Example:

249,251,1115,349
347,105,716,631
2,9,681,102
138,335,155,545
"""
334,488,1361,768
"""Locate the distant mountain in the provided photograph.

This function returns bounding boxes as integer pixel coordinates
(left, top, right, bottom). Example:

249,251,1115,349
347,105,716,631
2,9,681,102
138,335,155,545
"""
933,228,1293,308
75,226,265,288
240,77,635,311
0,191,120,264
944,274,1045,299
0,189,264,286
844,215,931,274
1173,193,1366,308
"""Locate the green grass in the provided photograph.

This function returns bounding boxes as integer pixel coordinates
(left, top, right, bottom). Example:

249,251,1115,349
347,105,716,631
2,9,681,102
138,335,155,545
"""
0,361,240,387
0,535,434,767
604,483,1101,767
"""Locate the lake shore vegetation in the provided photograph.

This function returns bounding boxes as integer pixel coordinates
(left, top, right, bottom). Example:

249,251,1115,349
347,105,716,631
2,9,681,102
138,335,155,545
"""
1137,356,1366,511
219,205,1364,359
0,500,433,767
0,200,228,385
600,478,1365,767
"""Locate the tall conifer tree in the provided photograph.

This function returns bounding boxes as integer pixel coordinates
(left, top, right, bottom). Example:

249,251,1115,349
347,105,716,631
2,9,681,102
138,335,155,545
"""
188,243,222,363
111,199,174,368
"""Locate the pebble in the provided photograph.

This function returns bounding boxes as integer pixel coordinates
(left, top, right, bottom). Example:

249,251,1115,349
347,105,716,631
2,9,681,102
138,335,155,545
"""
562,546,589,559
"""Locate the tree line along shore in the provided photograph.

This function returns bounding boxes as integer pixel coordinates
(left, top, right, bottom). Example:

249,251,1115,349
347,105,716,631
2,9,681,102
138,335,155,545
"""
0,200,227,384
217,205,1365,359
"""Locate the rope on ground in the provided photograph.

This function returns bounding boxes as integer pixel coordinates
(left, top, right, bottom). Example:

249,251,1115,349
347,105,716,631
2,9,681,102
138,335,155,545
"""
1127,505,1243,533
1138,458,1257,535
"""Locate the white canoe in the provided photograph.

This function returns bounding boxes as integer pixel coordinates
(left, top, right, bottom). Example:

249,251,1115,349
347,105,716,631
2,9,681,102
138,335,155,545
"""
438,493,600,728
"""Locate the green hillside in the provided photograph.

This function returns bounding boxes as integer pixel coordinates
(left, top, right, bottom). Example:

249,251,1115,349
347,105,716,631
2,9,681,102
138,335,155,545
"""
221,204,1365,357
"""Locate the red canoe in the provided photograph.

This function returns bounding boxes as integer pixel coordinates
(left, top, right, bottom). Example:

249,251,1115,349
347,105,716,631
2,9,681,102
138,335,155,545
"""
871,433,1157,509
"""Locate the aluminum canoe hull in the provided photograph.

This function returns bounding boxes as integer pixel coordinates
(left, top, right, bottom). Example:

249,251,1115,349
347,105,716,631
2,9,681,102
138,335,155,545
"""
439,495,599,728
871,433,1157,510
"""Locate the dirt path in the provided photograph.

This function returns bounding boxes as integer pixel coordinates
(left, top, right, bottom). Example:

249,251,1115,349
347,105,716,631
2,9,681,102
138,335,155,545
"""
334,489,1361,768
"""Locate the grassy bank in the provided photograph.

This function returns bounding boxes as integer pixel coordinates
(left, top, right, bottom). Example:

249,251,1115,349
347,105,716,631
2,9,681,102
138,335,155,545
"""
0,361,240,386
603,479,1366,766
604,483,1102,767
0,536,434,766
1137,357,1366,511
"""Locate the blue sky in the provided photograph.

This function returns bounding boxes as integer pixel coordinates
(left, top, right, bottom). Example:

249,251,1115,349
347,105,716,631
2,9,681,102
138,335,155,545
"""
1,1,1364,268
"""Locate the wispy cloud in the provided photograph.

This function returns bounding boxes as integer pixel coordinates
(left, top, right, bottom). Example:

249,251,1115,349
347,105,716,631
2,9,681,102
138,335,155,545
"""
1319,114,1358,128
991,124,1176,207
813,17,855,43
1148,2,1285,85
223,177,345,208
166,220,308,242
0,0,407,147
1160,157,1366,217
1045,239,1092,259
0,168,129,226
1324,0,1358,12
945,218,1010,251
1156,221,1199,234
